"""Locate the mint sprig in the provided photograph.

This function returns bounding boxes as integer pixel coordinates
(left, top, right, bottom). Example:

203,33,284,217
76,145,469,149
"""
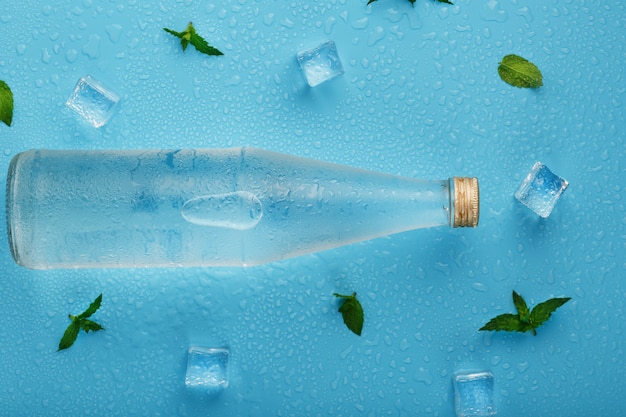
58,294,105,351
333,292,364,336
0,80,14,127
480,291,570,336
163,22,223,56
498,54,543,88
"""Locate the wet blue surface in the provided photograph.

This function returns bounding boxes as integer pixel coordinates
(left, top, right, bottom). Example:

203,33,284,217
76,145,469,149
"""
0,0,625,416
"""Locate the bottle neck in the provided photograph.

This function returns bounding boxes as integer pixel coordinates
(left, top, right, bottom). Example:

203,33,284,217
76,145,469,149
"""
451,177,480,228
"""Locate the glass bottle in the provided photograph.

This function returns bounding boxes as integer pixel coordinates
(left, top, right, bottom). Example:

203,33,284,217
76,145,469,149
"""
6,147,479,269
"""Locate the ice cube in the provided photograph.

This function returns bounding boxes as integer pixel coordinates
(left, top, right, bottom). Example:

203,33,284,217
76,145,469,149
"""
514,162,569,218
453,371,497,417
66,75,120,128
296,40,344,87
185,346,229,394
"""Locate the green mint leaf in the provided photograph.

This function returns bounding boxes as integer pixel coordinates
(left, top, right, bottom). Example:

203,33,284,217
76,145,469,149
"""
81,319,105,333
77,293,103,320
58,321,81,351
58,294,104,351
190,32,224,56
180,38,189,51
0,80,14,127
334,293,364,336
480,291,571,336
479,313,523,333
164,22,223,56
530,297,571,330
164,25,191,51
498,54,543,88
163,27,184,39
181,23,193,52
512,291,530,323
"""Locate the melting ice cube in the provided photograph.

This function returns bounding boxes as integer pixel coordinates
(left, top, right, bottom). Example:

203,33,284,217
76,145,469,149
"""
515,162,569,218
185,346,230,394
453,370,497,417
296,40,344,87
66,75,120,128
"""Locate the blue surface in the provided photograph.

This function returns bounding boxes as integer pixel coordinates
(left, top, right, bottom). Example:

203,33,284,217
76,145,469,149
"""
0,0,625,416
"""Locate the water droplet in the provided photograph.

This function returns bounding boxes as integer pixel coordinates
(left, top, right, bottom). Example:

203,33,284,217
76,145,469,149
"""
517,361,529,373
406,11,422,29
225,75,241,86
368,26,385,46
65,49,79,63
263,13,274,26
481,0,508,22
389,25,404,40
41,48,52,64
324,16,336,35
106,24,123,43
516,6,534,24
82,34,101,59
351,17,369,30
281,17,294,28
414,367,434,385
330,371,341,390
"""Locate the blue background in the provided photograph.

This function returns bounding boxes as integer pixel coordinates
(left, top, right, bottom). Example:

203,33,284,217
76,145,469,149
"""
1,0,624,416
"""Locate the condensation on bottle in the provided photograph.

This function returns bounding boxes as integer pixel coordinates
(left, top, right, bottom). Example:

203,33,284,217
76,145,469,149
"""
6,147,479,269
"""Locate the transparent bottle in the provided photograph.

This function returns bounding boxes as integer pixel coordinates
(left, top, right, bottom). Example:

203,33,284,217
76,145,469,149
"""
6,148,479,269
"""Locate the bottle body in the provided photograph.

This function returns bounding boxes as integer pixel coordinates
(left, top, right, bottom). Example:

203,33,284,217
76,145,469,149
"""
6,148,478,269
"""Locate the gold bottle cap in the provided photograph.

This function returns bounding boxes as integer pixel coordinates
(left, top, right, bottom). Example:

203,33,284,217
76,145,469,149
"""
453,177,480,228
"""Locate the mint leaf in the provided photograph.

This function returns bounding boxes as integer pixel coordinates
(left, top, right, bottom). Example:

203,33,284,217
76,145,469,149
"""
58,321,81,351
480,291,570,336
77,293,102,320
58,294,104,351
163,27,184,39
512,291,530,323
0,80,14,127
81,319,105,333
479,313,523,333
530,297,571,329
163,27,190,50
190,32,224,56
163,22,223,56
334,293,364,336
498,54,543,88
